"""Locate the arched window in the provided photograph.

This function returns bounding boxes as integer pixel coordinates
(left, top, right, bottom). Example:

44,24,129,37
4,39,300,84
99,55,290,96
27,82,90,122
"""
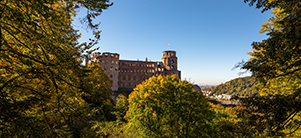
171,65,174,69
171,60,174,63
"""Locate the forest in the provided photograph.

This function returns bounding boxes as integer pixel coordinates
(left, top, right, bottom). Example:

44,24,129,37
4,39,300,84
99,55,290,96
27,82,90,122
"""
210,76,258,96
1,0,301,137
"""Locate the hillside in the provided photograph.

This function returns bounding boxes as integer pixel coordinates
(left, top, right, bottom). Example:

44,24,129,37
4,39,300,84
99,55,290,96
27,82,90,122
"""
211,76,258,96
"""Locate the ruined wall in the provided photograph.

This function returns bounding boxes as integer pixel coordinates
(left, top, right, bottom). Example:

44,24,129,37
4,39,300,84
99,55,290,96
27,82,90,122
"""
93,50,181,91
93,52,119,91
118,60,164,88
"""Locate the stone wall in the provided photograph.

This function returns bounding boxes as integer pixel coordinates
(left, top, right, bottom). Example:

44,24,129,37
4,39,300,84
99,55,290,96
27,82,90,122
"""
92,50,181,91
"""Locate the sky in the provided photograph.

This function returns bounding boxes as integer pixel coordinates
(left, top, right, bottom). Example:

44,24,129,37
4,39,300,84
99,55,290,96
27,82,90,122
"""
73,0,273,85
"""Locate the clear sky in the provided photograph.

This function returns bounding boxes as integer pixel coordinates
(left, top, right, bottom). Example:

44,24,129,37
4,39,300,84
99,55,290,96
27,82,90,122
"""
73,0,272,85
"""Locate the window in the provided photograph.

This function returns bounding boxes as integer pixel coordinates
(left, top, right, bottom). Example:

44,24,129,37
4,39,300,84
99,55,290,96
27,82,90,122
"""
110,75,113,78
123,76,126,80
128,75,131,80
105,60,108,63
171,65,174,69
133,76,136,80
116,61,118,64
171,60,174,63
115,67,118,71
110,67,113,70
111,60,114,64
104,66,107,70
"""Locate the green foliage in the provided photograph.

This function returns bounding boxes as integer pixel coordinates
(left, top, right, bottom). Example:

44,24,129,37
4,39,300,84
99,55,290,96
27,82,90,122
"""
81,62,114,121
125,75,215,137
210,103,253,137
90,120,139,138
0,0,112,137
113,94,129,121
212,76,258,96
235,93,301,137
239,0,301,136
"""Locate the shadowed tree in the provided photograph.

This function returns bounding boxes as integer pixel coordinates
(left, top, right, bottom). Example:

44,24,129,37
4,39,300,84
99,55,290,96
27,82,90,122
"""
237,0,301,137
0,0,112,137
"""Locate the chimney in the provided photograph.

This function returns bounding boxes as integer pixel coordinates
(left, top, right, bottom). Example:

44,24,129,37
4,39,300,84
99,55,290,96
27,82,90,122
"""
145,57,148,62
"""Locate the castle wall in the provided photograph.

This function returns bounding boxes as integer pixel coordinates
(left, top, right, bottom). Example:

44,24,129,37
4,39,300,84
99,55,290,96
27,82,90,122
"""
93,52,119,91
93,50,181,91
118,60,164,88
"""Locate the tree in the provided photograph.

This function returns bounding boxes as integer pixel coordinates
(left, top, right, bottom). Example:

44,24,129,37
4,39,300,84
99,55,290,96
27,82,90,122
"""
211,76,258,96
80,62,114,120
0,0,112,137
237,0,301,136
125,75,215,137
113,94,129,121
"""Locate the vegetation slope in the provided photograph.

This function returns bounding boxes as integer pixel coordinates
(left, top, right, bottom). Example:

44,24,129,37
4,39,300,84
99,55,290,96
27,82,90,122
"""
211,76,258,96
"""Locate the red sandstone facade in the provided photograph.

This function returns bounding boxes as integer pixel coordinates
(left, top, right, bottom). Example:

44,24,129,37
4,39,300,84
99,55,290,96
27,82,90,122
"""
93,51,181,91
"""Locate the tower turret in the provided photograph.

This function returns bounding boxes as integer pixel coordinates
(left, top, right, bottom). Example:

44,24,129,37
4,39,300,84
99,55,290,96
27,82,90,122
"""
162,50,177,70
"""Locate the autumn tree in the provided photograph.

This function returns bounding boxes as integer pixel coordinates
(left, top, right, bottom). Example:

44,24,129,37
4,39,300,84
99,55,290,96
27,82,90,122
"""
0,0,112,137
81,62,114,120
237,0,301,136
113,94,129,121
125,75,215,137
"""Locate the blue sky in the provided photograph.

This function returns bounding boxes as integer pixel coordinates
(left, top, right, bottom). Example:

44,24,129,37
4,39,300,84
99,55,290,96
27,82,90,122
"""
73,0,272,85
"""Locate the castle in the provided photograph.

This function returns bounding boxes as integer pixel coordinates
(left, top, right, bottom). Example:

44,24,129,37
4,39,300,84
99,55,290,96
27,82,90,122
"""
93,50,181,91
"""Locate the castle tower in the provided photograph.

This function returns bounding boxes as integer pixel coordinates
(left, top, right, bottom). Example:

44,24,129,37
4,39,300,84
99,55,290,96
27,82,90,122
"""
162,50,178,70
161,50,181,79
93,52,120,91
